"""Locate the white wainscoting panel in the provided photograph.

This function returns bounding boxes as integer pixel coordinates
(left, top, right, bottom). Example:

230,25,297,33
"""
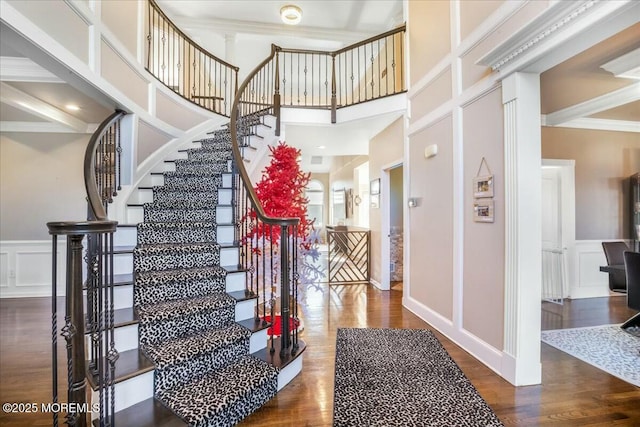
571,240,626,299
0,240,67,298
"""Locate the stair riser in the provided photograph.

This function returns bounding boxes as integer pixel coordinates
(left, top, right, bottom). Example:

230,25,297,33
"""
114,227,137,247
134,278,226,307
139,305,235,346
127,205,232,225
187,150,232,162
134,251,220,273
153,339,249,395
137,226,217,245
83,285,132,311
85,323,138,354
133,188,232,204
90,371,154,417
235,298,256,322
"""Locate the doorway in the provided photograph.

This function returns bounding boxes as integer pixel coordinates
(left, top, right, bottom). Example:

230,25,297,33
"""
380,160,404,291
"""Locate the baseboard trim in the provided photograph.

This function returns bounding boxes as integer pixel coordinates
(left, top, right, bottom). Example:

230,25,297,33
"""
404,295,505,381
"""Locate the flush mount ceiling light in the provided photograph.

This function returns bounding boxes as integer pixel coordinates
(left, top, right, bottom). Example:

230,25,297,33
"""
65,104,80,111
280,5,302,25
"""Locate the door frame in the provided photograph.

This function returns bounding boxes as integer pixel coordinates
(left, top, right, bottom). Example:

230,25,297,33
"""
379,158,403,291
542,159,576,298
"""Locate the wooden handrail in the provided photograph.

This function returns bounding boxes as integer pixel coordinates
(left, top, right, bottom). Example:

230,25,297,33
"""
83,110,126,221
230,45,298,227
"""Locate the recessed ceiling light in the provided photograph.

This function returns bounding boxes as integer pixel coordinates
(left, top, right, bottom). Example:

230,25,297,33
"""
318,145,326,149
280,5,302,25
65,104,80,111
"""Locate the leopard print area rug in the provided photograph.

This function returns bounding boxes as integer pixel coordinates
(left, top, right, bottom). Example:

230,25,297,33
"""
333,328,503,426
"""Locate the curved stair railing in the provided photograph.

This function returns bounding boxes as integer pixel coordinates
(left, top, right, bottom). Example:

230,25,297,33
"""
146,0,239,117
48,110,127,427
231,46,302,358
229,26,406,357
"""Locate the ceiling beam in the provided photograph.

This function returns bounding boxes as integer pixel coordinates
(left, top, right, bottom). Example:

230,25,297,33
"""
0,82,89,133
0,56,64,83
541,116,640,133
0,121,98,133
173,16,376,44
543,82,640,126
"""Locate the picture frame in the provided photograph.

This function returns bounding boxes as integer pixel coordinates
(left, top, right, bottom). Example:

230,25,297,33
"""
370,194,380,208
370,178,380,195
473,175,494,198
473,199,494,223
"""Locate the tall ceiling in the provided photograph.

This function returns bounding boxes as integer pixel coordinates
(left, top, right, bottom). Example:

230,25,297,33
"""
0,2,637,173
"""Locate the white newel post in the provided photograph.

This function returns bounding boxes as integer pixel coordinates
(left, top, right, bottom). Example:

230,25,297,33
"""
501,72,542,386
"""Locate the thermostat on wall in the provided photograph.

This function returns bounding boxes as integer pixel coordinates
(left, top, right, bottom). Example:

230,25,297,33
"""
424,144,438,158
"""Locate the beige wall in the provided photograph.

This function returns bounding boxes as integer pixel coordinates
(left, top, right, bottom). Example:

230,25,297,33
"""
0,132,88,240
542,127,640,240
408,117,454,321
462,88,505,350
369,118,403,285
406,0,556,365
309,172,330,238
101,0,139,57
390,166,403,230
137,121,172,166
408,0,450,87
6,0,89,63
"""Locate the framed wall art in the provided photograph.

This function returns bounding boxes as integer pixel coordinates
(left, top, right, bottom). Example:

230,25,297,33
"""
473,199,494,223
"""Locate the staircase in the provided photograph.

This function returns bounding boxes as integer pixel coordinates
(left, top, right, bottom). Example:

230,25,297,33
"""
100,118,302,426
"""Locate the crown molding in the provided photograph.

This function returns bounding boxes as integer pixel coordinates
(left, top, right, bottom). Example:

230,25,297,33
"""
543,82,640,126
476,0,637,73
0,56,64,83
542,116,640,133
601,48,640,80
477,0,599,70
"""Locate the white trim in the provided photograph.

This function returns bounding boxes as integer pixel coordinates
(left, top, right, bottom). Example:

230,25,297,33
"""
404,295,504,376
0,240,67,298
543,83,640,126
407,100,452,137
380,159,403,292
369,278,384,290
601,47,640,80
502,72,542,386
478,1,601,70
542,159,576,299
0,81,90,132
543,117,640,133
457,1,527,57
0,56,64,83
408,55,451,99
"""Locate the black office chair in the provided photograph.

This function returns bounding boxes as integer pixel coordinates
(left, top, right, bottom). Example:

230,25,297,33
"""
602,241,629,293
622,251,640,330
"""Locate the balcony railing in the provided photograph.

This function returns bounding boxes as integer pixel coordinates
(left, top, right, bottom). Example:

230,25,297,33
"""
146,0,239,117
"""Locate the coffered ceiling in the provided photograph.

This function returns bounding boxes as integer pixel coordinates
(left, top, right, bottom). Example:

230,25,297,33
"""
0,2,637,173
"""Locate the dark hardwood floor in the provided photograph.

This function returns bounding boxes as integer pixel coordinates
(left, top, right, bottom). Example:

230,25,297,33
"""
1,288,638,426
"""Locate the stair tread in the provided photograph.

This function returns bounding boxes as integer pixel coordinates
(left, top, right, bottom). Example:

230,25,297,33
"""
157,356,278,425
228,290,258,302
237,317,270,333
113,245,134,254
222,264,249,273
103,398,187,427
252,337,307,370
135,242,221,254
87,348,154,390
142,323,250,368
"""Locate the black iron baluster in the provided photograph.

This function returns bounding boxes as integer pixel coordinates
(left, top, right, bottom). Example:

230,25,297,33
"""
270,225,275,354
280,225,290,358
51,235,59,427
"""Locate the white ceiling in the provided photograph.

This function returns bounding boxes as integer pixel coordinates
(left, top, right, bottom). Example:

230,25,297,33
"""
0,2,637,173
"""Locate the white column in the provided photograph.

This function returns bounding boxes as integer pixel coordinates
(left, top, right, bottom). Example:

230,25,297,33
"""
502,72,542,386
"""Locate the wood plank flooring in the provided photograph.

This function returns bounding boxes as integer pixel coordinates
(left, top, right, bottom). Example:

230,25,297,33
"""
1,287,638,426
